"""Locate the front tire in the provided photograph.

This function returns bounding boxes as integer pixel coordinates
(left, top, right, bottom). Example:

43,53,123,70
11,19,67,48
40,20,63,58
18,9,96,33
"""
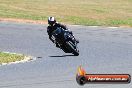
73,47,79,56
66,41,79,56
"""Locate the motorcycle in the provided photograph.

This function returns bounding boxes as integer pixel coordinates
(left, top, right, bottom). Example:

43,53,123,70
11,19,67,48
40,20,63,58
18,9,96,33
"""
51,27,79,56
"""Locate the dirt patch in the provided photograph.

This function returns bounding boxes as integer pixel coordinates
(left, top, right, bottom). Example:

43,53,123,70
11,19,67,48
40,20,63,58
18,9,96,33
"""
0,18,47,24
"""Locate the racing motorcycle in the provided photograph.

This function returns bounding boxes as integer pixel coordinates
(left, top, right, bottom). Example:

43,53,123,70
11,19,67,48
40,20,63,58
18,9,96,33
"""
51,27,79,56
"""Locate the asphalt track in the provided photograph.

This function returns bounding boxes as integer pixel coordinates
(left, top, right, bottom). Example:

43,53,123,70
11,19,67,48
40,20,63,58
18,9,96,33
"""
0,22,132,88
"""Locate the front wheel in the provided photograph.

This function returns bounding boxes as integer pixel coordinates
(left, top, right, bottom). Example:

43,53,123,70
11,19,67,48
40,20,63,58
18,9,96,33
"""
66,41,79,56
73,46,79,56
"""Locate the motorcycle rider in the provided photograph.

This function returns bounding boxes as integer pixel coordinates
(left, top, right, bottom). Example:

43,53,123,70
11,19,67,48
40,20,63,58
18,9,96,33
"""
47,17,78,48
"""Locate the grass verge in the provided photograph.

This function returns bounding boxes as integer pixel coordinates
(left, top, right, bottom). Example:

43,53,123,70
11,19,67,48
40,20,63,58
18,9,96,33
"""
0,52,25,64
0,0,132,27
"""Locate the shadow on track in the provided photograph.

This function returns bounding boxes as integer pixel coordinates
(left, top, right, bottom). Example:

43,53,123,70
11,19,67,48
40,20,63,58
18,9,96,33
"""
49,54,75,57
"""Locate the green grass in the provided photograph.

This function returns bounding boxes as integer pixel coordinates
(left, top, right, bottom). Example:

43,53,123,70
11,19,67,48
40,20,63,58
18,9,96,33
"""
0,52,25,64
0,0,132,26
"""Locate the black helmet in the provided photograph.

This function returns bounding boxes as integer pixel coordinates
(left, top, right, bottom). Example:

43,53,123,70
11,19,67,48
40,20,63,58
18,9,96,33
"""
48,17,56,26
